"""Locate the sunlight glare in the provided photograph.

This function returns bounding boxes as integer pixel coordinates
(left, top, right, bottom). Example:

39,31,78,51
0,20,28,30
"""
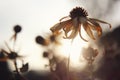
0,0,89,71
60,32,88,69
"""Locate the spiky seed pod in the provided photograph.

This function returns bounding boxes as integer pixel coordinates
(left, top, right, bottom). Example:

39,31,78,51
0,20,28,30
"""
70,7,88,19
8,52,18,59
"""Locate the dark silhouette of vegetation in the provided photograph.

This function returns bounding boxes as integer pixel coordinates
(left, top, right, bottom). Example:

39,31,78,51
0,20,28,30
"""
94,26,120,80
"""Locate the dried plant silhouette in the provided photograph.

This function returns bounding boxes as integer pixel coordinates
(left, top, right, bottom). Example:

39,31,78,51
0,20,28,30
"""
2,4,120,80
35,33,70,80
94,26,120,80
49,6,111,80
0,25,28,80
50,7,111,42
82,47,98,80
10,25,22,42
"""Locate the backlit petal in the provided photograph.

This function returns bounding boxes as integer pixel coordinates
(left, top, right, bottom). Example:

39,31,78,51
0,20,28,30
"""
63,20,73,37
64,18,79,40
87,20,102,37
59,16,70,22
50,20,71,34
89,18,112,29
83,23,95,40
64,28,79,40
78,24,88,42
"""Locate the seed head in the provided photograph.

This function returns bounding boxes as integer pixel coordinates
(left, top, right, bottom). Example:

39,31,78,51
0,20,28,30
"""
70,7,88,19
35,36,47,46
13,25,22,33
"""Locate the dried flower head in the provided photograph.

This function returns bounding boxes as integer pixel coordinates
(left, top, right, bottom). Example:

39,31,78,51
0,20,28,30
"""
20,63,29,73
49,32,62,45
10,25,22,41
82,47,98,64
8,52,18,59
0,51,22,62
35,36,49,46
50,7,111,42
14,25,22,33
43,51,49,58
70,7,88,18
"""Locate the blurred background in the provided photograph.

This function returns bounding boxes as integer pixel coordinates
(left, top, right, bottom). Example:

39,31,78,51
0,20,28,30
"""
0,0,120,80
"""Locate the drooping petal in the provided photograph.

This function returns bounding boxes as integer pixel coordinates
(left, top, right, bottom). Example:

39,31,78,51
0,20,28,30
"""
83,22,95,40
59,16,70,22
94,24,102,37
64,26,73,38
89,18,112,29
64,28,79,40
63,20,73,37
78,24,88,42
50,20,71,34
64,18,79,39
87,20,102,37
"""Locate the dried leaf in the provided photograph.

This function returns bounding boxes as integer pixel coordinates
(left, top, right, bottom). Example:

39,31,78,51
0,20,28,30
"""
20,63,29,73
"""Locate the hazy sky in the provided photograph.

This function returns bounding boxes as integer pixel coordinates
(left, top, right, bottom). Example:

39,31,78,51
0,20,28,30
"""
0,0,84,71
0,0,120,71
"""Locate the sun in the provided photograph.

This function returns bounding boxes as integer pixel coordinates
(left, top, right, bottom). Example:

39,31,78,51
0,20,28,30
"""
60,33,88,69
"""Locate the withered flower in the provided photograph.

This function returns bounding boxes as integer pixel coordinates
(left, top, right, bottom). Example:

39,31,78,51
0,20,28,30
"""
10,25,22,41
50,7,111,41
0,42,23,61
35,32,61,46
82,47,98,64
35,36,49,46
43,51,49,58
20,63,29,73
